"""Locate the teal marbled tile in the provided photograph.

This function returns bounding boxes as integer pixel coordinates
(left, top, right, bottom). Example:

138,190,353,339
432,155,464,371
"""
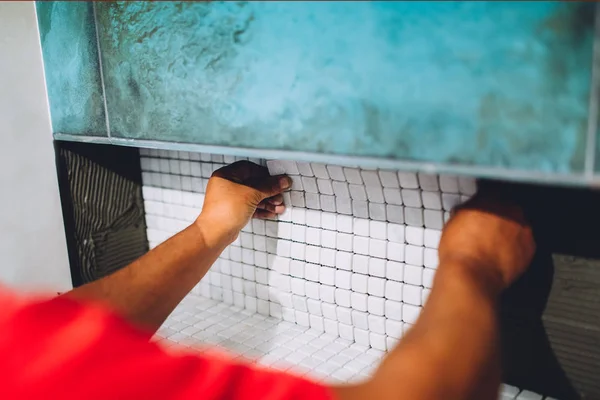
36,1,107,136
95,1,594,173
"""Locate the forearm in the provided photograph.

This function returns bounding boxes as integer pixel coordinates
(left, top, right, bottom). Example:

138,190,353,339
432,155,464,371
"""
65,217,230,333
344,259,503,400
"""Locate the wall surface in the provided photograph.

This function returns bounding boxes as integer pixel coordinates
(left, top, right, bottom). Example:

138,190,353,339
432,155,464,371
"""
0,2,71,291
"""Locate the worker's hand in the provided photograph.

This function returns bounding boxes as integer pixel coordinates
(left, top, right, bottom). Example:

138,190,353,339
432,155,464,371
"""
196,161,291,244
438,182,536,290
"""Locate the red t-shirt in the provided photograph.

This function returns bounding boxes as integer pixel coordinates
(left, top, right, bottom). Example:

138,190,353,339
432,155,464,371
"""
0,289,334,400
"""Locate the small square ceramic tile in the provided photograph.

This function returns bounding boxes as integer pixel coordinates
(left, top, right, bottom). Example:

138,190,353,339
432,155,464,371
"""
348,184,367,201
290,242,306,261
351,273,368,293
385,318,403,339
386,205,404,224
335,269,352,289
336,251,352,271
335,214,353,233
336,232,353,252
439,175,459,193
367,295,385,316
335,288,352,307
266,160,286,176
369,220,387,240
291,224,306,243
317,179,334,195
423,229,441,249
302,177,318,193
351,310,369,330
378,170,399,188
354,327,370,346
280,160,299,175
351,292,368,311
397,172,418,189
353,218,369,237
367,276,385,297
458,177,477,196
305,210,321,227
324,319,339,336
320,266,336,286
305,263,320,282
319,284,335,303
386,260,404,282
304,282,321,302
383,188,402,205
311,163,329,179
296,162,314,176
321,230,337,249
365,185,385,203
307,294,322,312
368,203,387,221
321,212,337,231
384,299,403,321
339,323,354,341
335,197,353,215
402,304,421,324
441,193,461,212
403,285,422,306
276,240,292,258
401,189,422,208
290,191,306,208
322,301,337,320
387,223,404,244
306,227,321,246
361,170,381,186
320,195,336,212
385,280,403,301
352,254,369,274
404,207,423,227
405,226,424,246
424,209,444,230
291,279,306,296
337,306,352,325
421,191,442,210
291,208,306,225
387,242,405,262
290,175,304,191
343,167,362,184
332,181,350,198
404,264,423,285
368,314,386,334
326,165,346,181
353,236,370,255
369,258,386,278
368,238,387,259
423,268,435,288
424,248,439,269
321,248,336,267
278,222,292,240
289,260,305,279
417,173,439,191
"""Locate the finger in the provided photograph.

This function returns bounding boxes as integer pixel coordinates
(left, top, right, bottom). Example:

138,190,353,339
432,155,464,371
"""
257,201,286,214
212,160,268,183
267,194,284,206
250,174,291,200
253,209,277,219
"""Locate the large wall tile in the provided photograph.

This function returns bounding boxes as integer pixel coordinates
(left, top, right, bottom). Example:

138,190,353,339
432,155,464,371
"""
36,1,107,136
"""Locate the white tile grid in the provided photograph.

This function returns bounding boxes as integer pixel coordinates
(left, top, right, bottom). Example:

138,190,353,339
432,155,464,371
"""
141,149,553,398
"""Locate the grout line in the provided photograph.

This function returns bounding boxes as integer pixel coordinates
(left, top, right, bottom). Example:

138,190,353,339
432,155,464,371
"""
54,133,600,188
92,3,111,139
585,4,600,177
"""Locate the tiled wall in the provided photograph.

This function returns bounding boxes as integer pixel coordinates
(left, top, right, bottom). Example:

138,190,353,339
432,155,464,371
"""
140,149,476,351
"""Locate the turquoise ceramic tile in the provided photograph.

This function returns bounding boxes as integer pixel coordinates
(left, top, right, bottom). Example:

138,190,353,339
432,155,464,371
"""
98,3,595,173
36,2,107,136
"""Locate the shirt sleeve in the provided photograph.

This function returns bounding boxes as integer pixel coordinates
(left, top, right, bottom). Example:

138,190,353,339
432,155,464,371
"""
0,292,335,400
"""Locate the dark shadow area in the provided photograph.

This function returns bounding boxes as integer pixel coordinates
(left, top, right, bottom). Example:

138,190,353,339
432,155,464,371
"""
494,181,600,400
54,141,148,287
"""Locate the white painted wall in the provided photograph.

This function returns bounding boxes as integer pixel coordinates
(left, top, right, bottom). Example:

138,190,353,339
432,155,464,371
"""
0,2,71,292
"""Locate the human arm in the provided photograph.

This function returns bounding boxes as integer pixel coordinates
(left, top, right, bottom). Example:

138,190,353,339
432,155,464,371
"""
335,185,536,400
65,161,291,333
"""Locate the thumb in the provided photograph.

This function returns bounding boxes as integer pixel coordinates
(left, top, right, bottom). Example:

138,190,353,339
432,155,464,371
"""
251,175,291,200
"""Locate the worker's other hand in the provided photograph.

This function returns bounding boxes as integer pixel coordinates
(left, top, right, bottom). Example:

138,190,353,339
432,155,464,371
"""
438,181,536,290
197,161,291,244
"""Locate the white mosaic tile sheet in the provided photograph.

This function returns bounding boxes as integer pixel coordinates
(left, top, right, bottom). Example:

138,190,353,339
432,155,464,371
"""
140,149,556,399
155,294,552,400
